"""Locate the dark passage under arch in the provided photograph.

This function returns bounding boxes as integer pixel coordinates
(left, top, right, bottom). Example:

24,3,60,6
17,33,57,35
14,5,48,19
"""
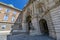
26,15,34,34
39,19,49,35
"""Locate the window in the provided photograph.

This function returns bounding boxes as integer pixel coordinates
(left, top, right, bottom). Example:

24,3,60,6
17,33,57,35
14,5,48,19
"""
27,8,30,11
1,25,6,29
6,8,10,13
0,6,2,13
0,6,2,10
11,16,15,22
3,15,8,21
13,11,16,14
27,8,31,12
27,8,32,13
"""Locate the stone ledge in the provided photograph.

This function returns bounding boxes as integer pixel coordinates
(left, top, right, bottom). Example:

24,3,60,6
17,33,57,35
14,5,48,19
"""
0,31,10,35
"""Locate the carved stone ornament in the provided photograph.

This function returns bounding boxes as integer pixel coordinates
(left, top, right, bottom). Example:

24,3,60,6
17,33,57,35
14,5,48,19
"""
36,2,44,8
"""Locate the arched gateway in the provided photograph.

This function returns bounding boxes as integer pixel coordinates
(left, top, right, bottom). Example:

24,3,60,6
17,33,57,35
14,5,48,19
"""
26,15,34,34
39,19,49,35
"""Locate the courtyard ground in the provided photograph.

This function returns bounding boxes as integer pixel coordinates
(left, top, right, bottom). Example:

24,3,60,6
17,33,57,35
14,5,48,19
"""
7,34,55,40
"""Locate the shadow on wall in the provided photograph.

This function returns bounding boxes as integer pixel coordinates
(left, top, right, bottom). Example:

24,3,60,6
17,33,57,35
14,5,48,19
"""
7,12,23,40
10,12,23,35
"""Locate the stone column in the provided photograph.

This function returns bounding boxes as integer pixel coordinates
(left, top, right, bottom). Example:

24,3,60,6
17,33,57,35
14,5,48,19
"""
31,16,41,35
30,1,41,35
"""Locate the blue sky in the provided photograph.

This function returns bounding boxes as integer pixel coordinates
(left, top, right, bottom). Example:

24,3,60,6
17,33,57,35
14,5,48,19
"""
0,0,29,10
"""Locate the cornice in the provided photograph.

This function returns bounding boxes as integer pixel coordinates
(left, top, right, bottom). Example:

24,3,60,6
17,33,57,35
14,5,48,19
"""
21,0,36,13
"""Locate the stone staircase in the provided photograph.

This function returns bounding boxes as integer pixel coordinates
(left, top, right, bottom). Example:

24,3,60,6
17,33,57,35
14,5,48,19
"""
7,34,55,40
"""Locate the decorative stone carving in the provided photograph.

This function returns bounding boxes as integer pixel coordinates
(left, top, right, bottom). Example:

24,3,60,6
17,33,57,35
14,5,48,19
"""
36,2,44,8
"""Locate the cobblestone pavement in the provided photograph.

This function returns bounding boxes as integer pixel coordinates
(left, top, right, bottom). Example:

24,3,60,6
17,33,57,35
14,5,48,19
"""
7,34,55,40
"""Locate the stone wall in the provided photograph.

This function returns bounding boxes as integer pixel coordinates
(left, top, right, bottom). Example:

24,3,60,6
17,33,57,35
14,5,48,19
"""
0,23,12,31
50,5,60,40
42,12,56,38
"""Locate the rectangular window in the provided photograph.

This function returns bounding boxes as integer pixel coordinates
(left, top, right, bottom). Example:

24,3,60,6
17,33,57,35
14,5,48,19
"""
3,15,8,21
27,8,31,12
6,8,10,13
11,16,15,22
1,25,6,29
27,8,30,11
0,6,2,10
13,11,16,14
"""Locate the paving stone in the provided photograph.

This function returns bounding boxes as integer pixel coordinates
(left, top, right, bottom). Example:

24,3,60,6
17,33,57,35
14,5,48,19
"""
7,34,55,40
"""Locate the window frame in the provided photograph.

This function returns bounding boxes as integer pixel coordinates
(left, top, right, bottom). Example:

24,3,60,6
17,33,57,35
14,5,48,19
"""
13,11,16,15
6,8,10,13
3,15,8,21
1,25,6,29
11,16,15,22
0,6,2,11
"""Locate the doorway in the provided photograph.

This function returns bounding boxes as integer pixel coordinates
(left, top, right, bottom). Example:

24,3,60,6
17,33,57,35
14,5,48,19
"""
39,19,49,35
26,15,32,34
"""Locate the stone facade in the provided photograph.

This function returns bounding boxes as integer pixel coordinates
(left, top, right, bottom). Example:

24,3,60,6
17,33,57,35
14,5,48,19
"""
21,0,60,40
1,0,60,40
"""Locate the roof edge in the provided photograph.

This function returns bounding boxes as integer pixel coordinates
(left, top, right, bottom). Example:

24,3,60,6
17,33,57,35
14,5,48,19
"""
0,2,22,11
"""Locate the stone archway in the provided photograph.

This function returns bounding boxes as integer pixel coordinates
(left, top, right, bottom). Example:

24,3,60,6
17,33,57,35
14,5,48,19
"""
39,19,49,35
26,15,34,34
